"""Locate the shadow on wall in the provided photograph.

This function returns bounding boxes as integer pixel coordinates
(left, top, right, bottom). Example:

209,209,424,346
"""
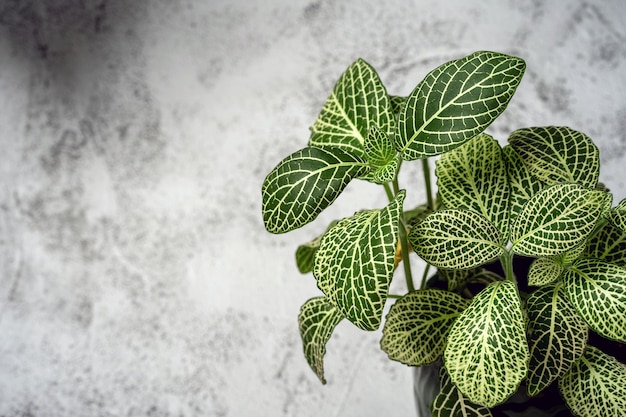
0,0,147,60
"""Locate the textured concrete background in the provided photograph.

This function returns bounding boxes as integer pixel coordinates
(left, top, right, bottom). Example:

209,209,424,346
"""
0,1,625,416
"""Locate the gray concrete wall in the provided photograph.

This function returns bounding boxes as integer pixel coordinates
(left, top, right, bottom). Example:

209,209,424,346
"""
0,1,624,416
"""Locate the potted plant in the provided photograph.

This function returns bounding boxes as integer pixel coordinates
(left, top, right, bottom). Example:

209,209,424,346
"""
261,50,626,417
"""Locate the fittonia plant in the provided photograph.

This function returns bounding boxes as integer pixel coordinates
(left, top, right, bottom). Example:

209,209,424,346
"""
261,51,626,417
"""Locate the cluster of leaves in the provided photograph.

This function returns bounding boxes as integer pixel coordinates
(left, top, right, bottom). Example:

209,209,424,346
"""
261,51,626,417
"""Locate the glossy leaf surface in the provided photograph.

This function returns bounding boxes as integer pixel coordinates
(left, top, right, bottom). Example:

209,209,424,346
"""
314,192,405,330
526,284,588,396
381,289,469,366
445,281,529,407
262,147,368,234
511,184,605,257
509,126,600,188
562,258,626,342
397,51,525,159
410,209,504,269
436,133,510,236
432,367,493,417
309,59,394,157
559,346,626,417
298,297,343,384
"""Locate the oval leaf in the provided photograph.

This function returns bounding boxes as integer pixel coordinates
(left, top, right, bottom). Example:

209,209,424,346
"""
262,147,368,234
526,284,588,396
432,367,494,417
527,257,564,287
397,51,525,159
585,222,626,267
381,289,469,366
511,184,606,257
298,297,344,384
502,145,545,223
313,192,405,331
436,133,510,236
445,280,529,407
558,345,626,417
509,126,600,188
295,221,339,274
409,209,504,269
309,58,394,157
562,258,626,342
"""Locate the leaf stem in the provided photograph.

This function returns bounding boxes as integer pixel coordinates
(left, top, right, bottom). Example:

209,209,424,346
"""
420,263,431,290
389,177,415,293
421,158,434,210
500,250,516,284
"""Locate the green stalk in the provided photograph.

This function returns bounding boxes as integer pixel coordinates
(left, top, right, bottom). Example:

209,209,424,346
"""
500,250,516,284
421,158,434,210
392,177,416,293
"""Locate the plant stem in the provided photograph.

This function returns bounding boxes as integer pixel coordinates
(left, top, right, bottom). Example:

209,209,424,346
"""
389,176,415,293
421,158,434,210
500,250,516,284
420,263,431,290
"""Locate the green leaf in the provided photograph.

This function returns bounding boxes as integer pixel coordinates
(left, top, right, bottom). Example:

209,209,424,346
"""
585,222,626,267
439,268,473,292
389,95,407,115
381,289,470,366
502,145,545,224
396,51,525,160
558,345,626,417
526,284,588,396
313,191,406,331
607,198,626,233
409,209,504,269
262,147,368,234
371,155,400,184
295,221,339,274
562,258,626,343
509,126,600,188
360,125,400,184
436,133,510,236
432,367,493,417
511,184,606,257
309,58,394,157
298,297,344,384
527,257,564,287
445,280,529,407
364,124,395,167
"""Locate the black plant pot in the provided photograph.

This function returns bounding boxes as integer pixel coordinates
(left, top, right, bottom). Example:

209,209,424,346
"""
413,256,626,417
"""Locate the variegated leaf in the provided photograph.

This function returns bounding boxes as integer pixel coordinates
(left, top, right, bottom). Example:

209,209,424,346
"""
585,222,626,267
526,284,588,396
439,268,473,292
360,125,400,184
607,198,626,233
511,184,606,257
309,59,394,157
396,51,525,160
298,297,344,384
562,258,626,342
509,126,600,188
527,257,564,287
381,289,469,366
409,209,504,269
295,221,338,274
371,155,400,184
432,367,493,417
558,345,626,417
262,147,368,234
436,133,510,237
389,95,407,115
502,145,545,223
445,281,529,407
313,192,405,331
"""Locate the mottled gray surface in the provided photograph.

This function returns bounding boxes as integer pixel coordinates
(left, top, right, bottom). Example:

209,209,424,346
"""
0,1,625,416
